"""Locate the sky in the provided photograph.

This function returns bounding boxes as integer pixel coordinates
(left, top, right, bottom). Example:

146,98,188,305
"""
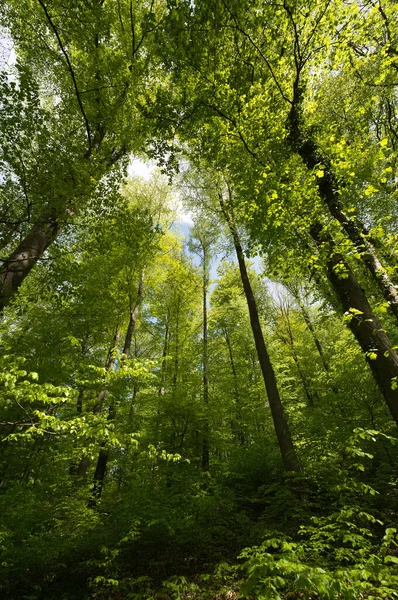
128,158,194,227
128,158,272,289
0,31,15,70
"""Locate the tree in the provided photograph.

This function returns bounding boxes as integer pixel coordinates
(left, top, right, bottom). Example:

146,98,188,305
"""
218,186,300,472
0,0,168,308
1,3,398,598
188,219,218,470
158,0,398,426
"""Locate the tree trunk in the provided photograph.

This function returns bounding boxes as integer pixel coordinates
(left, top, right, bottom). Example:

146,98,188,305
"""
294,295,339,394
73,326,121,480
277,303,314,405
296,297,330,373
225,331,245,444
288,104,398,324
327,199,398,322
0,138,125,312
172,305,180,394
122,270,145,359
202,247,210,471
93,325,121,415
116,384,139,495
89,271,144,506
0,212,60,310
219,193,300,472
311,223,398,425
159,310,170,395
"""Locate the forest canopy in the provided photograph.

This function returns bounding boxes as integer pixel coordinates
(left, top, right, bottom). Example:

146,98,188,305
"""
0,1,398,598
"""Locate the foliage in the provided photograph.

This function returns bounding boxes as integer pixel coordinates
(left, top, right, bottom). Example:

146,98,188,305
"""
1,1,398,598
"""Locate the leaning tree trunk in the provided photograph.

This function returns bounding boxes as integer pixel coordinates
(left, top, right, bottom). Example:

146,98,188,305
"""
304,141,398,322
288,97,398,324
0,212,60,310
0,143,125,312
89,270,145,507
311,224,398,425
219,193,300,473
288,98,398,424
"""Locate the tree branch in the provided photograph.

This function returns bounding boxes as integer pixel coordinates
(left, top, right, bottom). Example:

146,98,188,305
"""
220,0,292,105
37,0,92,149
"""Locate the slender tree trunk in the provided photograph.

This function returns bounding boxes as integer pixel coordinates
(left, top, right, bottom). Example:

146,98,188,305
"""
296,297,330,373
122,271,145,359
219,193,300,472
69,388,85,476
282,336,313,406
116,384,139,495
225,332,238,395
93,326,121,415
202,248,210,471
293,352,313,405
159,310,170,395
89,270,144,506
172,306,180,394
311,223,398,425
277,304,314,405
76,388,84,414
73,326,121,480
0,212,60,310
294,295,339,394
225,331,245,444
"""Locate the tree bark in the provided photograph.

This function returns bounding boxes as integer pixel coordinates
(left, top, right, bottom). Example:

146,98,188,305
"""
311,223,398,425
288,101,398,324
328,199,398,321
89,270,144,506
0,141,125,312
159,310,170,395
219,193,300,472
122,271,145,359
0,212,60,310
202,245,210,471
225,331,245,444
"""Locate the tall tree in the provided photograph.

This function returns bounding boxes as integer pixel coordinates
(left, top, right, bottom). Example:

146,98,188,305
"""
89,269,145,506
0,0,167,308
218,187,300,472
160,0,398,426
189,220,218,471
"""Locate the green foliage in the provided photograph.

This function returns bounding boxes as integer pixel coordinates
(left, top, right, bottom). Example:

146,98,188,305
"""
1,1,398,598
238,429,398,600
